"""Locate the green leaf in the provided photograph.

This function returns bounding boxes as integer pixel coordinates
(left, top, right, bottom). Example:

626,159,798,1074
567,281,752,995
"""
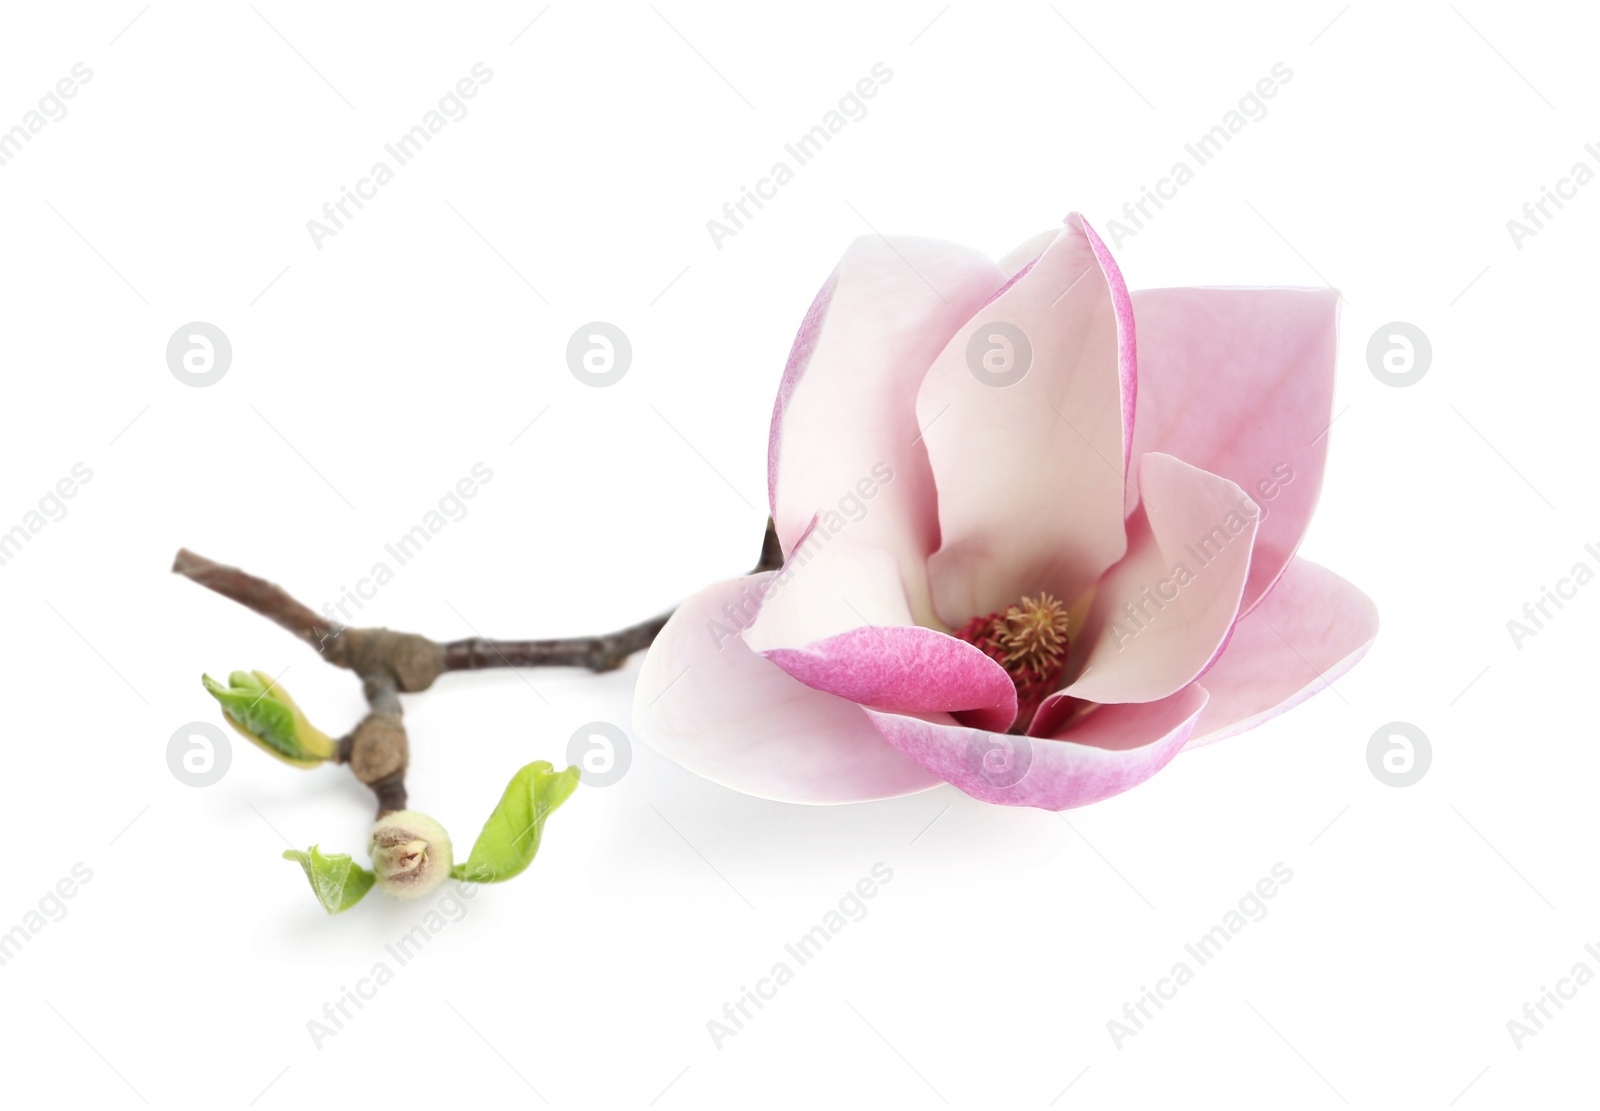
202,670,335,767
451,761,581,883
283,846,376,914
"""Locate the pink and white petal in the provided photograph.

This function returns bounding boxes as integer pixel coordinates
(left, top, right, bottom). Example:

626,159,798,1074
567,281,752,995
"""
1126,286,1339,611
997,228,1058,280
1046,452,1259,707
743,520,918,652
917,214,1135,626
744,524,1018,732
633,573,942,804
1183,557,1377,750
769,236,1005,626
864,684,1208,810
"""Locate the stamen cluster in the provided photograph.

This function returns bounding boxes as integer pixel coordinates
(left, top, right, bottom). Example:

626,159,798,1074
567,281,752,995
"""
953,593,1071,732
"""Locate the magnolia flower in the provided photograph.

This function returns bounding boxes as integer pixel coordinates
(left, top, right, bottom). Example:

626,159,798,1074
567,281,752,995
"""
635,213,1376,810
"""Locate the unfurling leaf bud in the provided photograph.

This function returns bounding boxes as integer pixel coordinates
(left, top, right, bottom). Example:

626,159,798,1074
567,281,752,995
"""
283,846,376,914
450,761,581,884
369,810,453,899
201,670,336,767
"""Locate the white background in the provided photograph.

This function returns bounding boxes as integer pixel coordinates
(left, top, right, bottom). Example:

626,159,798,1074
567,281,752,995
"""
0,1,1592,1107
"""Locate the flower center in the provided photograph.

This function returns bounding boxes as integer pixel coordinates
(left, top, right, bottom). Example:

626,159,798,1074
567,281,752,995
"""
953,593,1071,732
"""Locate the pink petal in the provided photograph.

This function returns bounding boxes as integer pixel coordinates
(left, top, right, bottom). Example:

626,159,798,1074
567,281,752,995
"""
768,235,1004,626
1126,287,1339,611
916,214,1135,627
1043,452,1259,708
633,573,942,804
744,522,1018,733
762,626,1018,734
864,684,1208,810
1184,557,1378,750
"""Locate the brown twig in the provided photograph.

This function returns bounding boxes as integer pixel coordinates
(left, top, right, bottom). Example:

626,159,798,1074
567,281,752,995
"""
171,547,337,653
173,520,782,816
440,614,673,673
350,672,408,816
